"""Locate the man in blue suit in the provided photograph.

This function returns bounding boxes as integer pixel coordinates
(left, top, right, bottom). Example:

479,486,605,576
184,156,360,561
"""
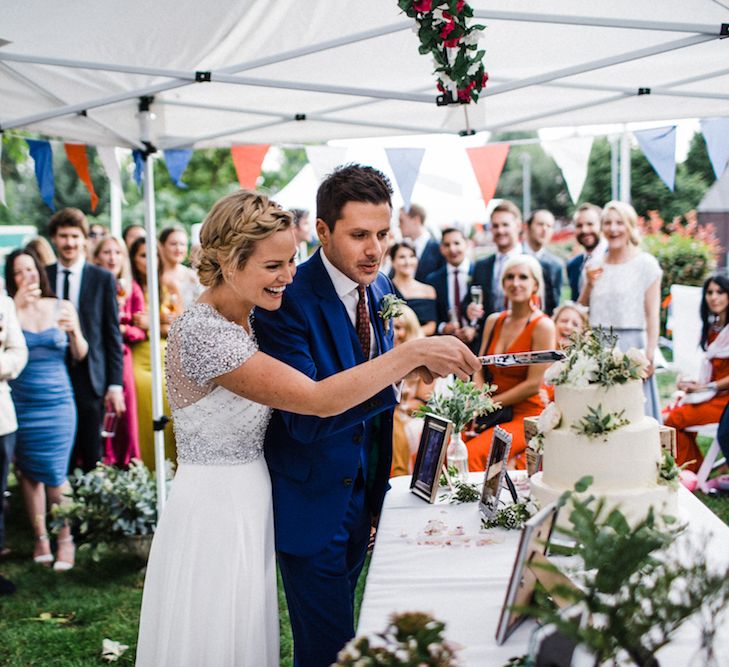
256,165,399,667
523,209,564,316
398,203,445,282
566,203,605,301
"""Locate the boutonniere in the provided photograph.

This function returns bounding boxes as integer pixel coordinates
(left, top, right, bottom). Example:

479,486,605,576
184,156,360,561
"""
377,293,406,333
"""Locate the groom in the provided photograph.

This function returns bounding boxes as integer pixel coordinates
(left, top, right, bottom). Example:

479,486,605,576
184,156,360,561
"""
256,164,398,666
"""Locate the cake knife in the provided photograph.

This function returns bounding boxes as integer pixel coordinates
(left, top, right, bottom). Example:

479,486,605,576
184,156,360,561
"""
478,350,566,366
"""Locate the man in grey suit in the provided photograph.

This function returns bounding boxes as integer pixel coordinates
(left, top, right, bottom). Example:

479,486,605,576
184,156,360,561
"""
523,209,563,315
398,203,445,282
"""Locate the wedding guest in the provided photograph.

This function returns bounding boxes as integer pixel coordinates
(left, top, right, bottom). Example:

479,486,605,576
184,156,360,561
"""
158,225,200,310
567,203,606,301
578,200,662,420
129,238,176,469
390,241,437,336
466,254,556,470
93,237,145,466
291,208,312,264
122,224,146,250
6,249,87,570
523,209,563,315
87,223,108,258
47,208,125,472
25,237,56,267
398,203,445,282
0,294,28,558
391,305,437,476
665,274,729,472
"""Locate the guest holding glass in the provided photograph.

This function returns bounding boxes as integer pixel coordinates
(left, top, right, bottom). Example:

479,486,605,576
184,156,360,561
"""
158,225,200,311
94,237,145,466
5,249,87,570
579,200,662,420
129,238,176,469
466,255,556,470
665,274,729,472
390,241,437,336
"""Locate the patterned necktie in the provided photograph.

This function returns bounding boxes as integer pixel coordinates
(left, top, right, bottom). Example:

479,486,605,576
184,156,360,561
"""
356,284,371,361
452,269,461,323
62,269,71,301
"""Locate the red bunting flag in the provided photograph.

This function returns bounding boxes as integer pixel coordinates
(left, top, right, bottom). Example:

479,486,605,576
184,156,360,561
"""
64,143,99,211
231,145,270,189
466,144,510,204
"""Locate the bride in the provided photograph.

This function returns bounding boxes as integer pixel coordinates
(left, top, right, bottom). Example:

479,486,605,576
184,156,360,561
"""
135,190,480,666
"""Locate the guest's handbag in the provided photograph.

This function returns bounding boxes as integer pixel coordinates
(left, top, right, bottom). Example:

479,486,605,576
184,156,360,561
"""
474,320,514,432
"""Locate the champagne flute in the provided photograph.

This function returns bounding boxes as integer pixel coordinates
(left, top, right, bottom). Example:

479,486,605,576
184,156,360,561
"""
469,285,483,325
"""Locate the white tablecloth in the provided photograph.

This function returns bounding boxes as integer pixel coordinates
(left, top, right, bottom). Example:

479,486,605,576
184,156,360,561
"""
358,474,729,666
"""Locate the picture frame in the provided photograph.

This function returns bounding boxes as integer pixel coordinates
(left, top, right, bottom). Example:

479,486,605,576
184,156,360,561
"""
479,426,513,520
495,501,559,645
410,414,453,503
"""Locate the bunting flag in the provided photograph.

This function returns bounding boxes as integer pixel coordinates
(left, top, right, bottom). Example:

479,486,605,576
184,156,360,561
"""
163,149,194,188
0,142,6,207
26,139,56,211
305,146,348,182
64,143,99,211
231,144,270,189
542,136,594,204
466,144,510,204
132,150,145,188
633,126,676,191
97,146,127,204
700,118,729,180
385,147,425,209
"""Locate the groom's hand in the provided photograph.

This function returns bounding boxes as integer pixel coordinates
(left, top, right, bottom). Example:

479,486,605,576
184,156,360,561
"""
416,336,481,381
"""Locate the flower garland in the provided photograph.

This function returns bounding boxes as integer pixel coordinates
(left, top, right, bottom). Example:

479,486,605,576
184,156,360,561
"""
398,0,488,104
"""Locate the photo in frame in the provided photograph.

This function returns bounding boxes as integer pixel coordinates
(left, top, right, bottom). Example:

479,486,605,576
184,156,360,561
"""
479,426,513,520
410,414,453,503
495,501,559,645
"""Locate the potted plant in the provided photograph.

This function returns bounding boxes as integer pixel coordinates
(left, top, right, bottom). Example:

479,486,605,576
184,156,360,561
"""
51,460,172,561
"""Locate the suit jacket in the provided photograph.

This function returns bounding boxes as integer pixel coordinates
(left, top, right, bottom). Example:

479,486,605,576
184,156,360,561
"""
538,249,564,316
424,263,474,330
255,249,397,557
0,296,28,435
415,238,445,283
460,255,500,351
47,263,123,397
567,253,586,302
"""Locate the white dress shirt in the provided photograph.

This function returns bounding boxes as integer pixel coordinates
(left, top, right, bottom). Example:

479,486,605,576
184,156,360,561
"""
447,258,471,319
411,231,430,260
55,255,85,310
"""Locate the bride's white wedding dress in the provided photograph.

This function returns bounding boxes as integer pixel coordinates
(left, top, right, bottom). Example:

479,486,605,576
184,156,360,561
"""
136,304,278,666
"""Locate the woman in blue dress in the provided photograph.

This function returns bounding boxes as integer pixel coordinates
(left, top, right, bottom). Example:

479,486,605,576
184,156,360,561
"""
390,241,438,336
5,249,88,570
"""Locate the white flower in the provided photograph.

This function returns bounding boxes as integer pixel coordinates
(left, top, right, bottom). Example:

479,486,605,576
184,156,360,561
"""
101,639,129,662
544,359,566,384
626,347,650,378
431,7,445,21
566,353,599,388
612,347,624,365
537,402,562,434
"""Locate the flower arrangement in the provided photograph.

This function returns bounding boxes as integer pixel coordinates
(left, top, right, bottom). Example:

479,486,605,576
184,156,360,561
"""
335,611,460,666
481,498,539,531
544,327,649,389
413,377,499,433
570,404,630,440
378,293,407,332
51,460,173,560
398,0,488,104
657,450,684,489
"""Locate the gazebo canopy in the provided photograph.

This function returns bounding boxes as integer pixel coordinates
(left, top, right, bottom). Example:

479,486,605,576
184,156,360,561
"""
2,1,728,149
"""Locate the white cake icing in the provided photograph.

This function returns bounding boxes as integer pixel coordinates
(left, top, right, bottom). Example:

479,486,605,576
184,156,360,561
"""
531,379,678,523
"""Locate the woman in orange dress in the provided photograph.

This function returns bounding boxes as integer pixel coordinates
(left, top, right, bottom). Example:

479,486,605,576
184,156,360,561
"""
665,273,729,472
466,254,556,470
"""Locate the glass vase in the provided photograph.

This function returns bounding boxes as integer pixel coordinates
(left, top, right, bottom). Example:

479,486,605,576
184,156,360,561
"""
447,432,469,483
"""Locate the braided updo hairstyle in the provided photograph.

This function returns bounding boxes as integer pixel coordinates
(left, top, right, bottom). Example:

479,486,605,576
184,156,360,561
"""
196,190,293,287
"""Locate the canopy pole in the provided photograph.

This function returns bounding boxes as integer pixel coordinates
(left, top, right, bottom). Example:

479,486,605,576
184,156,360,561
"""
138,101,167,516
110,182,122,238
619,128,631,203
520,152,532,218
610,136,620,201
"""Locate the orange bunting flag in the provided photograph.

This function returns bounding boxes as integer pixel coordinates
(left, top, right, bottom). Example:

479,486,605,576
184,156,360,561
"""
466,144,510,205
231,145,270,189
64,143,99,211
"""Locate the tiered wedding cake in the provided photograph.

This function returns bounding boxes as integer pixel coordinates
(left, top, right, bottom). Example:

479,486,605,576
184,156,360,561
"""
530,332,678,523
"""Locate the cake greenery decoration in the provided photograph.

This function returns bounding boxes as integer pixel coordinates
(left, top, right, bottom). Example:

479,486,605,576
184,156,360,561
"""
481,498,539,531
570,404,630,440
510,479,729,667
544,327,649,389
413,377,499,433
657,450,685,490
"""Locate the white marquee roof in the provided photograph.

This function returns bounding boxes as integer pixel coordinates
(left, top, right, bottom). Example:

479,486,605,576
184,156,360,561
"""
2,1,728,149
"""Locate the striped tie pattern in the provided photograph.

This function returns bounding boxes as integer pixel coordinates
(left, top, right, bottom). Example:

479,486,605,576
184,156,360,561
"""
356,284,370,361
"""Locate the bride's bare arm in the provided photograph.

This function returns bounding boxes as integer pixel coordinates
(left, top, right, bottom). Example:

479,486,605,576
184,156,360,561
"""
214,336,480,418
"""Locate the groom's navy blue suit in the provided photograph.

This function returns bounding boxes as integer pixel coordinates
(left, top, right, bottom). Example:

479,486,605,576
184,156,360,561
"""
256,249,397,666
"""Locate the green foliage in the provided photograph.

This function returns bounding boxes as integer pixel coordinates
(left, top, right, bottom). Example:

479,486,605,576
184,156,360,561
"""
413,377,499,433
657,450,682,490
481,498,538,530
570,404,629,440
443,480,480,504
335,611,459,666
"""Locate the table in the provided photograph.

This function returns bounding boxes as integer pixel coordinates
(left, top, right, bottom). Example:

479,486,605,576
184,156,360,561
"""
358,474,729,665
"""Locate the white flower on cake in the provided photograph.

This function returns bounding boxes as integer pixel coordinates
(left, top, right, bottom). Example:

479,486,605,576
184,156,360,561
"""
565,352,599,388
544,359,566,385
626,347,650,379
537,402,562,434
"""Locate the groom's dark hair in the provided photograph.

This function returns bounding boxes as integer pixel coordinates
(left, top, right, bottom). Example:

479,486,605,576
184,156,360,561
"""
316,163,393,231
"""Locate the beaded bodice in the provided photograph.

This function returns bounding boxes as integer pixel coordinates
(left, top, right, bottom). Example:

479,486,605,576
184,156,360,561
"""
165,303,271,465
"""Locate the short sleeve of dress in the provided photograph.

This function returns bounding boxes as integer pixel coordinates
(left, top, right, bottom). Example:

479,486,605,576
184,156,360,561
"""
640,252,662,292
176,305,258,387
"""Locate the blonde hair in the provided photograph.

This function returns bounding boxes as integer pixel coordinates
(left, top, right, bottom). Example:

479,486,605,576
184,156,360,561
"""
601,200,641,246
552,302,589,331
197,190,293,287
394,305,423,343
93,236,132,292
501,254,544,306
25,236,56,266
